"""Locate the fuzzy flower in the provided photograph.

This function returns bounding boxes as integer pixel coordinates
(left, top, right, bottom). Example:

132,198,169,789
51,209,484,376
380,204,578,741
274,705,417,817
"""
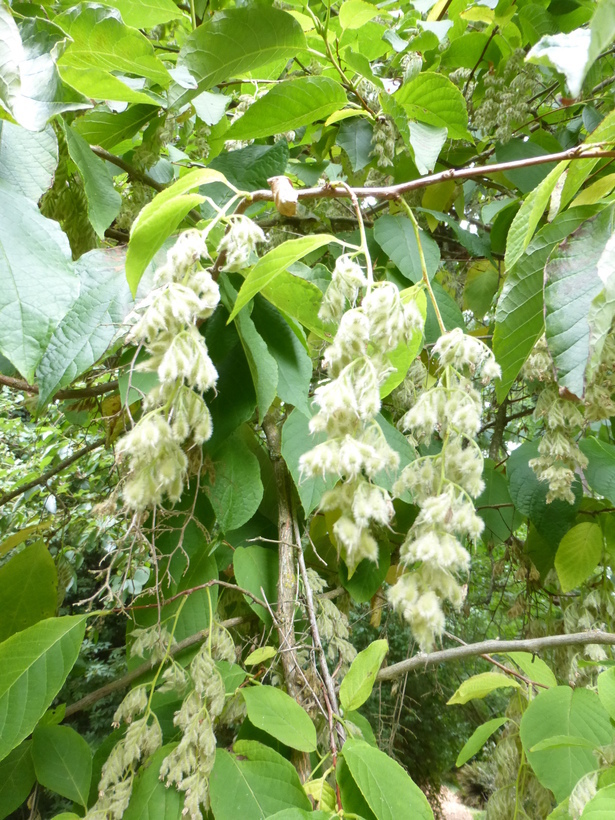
218,215,265,271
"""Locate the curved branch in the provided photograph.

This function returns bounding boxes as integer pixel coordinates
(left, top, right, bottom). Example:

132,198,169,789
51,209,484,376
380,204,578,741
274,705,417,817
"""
376,630,615,681
0,374,119,400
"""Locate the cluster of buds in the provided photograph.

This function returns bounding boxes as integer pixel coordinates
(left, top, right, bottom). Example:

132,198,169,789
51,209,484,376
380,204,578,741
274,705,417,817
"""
370,117,396,169
119,229,220,511
389,328,500,650
300,256,423,573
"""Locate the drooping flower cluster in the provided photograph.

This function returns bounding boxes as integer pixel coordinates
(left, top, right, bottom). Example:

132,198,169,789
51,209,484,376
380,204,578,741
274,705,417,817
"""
300,256,423,573
119,229,220,510
389,328,501,650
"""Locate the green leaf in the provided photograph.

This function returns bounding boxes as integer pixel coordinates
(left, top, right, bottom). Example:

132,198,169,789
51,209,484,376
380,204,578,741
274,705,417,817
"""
229,77,347,140
0,542,57,642
580,437,615,504
56,5,171,86
242,686,317,752
342,739,434,820
204,429,263,532
339,543,391,603
340,640,388,712
73,104,157,152
268,812,330,820
281,408,337,515
0,616,87,762
209,141,289,193
337,118,374,172
245,646,277,666
505,162,568,270
463,261,500,318
251,298,312,416
123,745,183,820
395,72,470,140
424,280,465,344
0,122,57,201
373,215,440,284
598,667,615,722
339,0,381,29
58,67,160,105
261,272,331,339
544,206,615,397
179,8,307,93
581,783,615,818
408,121,448,175
125,167,226,294
209,741,311,819
555,523,603,592
233,546,278,626
32,725,91,807
503,653,558,689
0,10,90,131
64,125,121,239
520,686,614,801
36,246,133,407
0,187,77,383
507,441,582,544
560,110,615,210
94,0,184,28
0,742,35,820
456,717,508,767
476,459,521,544
447,673,521,705
229,235,336,322
530,735,598,753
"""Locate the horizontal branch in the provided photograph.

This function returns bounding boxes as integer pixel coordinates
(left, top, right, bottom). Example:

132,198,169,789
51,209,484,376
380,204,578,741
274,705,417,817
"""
376,630,615,681
65,615,247,718
0,439,105,507
0,373,119,400
247,146,615,205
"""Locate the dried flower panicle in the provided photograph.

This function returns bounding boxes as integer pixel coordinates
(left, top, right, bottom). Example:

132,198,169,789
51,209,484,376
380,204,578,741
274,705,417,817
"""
389,328,500,650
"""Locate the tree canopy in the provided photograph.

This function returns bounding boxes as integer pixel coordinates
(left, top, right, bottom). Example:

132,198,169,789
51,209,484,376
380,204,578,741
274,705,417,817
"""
2,0,615,818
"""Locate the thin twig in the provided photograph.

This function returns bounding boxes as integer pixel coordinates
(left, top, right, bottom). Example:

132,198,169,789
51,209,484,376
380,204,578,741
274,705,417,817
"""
0,374,119,400
126,578,269,611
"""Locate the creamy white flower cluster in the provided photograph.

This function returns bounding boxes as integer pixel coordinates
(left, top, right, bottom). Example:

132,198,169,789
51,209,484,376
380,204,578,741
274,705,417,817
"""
217,214,265,272
388,328,501,650
159,627,235,820
119,229,220,510
300,260,422,573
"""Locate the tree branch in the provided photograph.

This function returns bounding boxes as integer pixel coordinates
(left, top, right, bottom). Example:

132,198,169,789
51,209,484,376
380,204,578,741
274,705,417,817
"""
0,374,119,400
376,631,615,681
0,439,105,507
64,616,247,718
126,579,268,611
91,146,166,193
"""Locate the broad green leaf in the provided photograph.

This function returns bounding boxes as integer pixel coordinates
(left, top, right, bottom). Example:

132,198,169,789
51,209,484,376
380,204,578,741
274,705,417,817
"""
58,67,160,104
342,738,434,820
56,5,171,86
94,0,184,28
408,121,448,175
598,667,615,722
337,117,374,172
494,206,601,400
217,660,247,694
580,437,615,504
339,0,380,29
424,280,465,344
268,811,330,820
209,141,289,193
64,125,121,238
337,755,377,819
544,206,615,397
581,783,615,818
447,673,520,705
0,122,57,201
124,745,183,820
527,29,591,98
340,640,388,712
73,104,157,151
32,725,92,807
36,246,133,407
204,429,263,531
504,161,569,270
555,522,603,592
261,272,331,339
373,215,440,284
560,110,615,210
476,460,521,544
281,407,337,515
395,72,470,140
0,616,87,762
0,742,35,820
242,686,317,752
229,235,336,321
503,653,558,689
589,0,615,71
340,542,391,603
456,717,508,767
520,686,614,801
507,441,582,544
251,298,312,416
245,646,277,666
530,735,598,752
0,542,57,642
233,546,278,626
0,523,52,558
179,9,307,93
229,77,347,140
0,10,90,131
463,261,499,318
379,288,426,398
209,741,311,819
0,187,77,383
125,167,226,294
